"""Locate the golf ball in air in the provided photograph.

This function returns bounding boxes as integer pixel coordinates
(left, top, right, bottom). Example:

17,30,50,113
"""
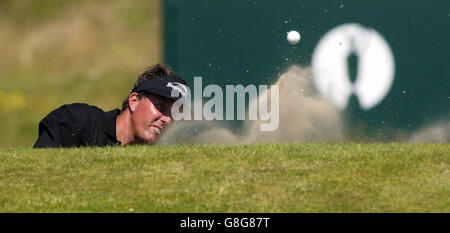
287,30,301,45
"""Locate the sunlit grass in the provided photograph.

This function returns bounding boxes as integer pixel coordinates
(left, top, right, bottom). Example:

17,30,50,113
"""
0,143,448,212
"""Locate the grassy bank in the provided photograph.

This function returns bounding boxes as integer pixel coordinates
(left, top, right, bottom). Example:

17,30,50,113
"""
0,143,448,212
0,0,162,147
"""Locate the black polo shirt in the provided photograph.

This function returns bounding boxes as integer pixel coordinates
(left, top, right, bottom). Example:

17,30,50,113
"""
33,103,121,148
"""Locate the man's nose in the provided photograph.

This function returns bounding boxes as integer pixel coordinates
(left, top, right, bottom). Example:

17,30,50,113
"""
160,114,171,126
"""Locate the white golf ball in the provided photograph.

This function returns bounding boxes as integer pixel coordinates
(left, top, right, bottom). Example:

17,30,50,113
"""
287,30,301,45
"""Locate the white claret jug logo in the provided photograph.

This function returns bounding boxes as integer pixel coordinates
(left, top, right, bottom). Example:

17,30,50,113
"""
312,23,395,110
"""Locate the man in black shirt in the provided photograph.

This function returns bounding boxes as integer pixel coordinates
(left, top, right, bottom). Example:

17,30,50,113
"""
34,64,188,148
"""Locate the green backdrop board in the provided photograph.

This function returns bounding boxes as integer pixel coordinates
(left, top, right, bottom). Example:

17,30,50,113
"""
164,0,449,141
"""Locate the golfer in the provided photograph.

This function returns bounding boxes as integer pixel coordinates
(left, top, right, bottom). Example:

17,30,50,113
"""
34,64,188,148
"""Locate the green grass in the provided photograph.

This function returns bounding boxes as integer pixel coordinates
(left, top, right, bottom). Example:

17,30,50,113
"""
0,143,448,212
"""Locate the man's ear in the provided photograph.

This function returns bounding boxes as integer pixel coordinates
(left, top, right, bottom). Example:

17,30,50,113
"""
128,92,140,113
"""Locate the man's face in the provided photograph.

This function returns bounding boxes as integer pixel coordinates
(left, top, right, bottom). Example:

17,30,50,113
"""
130,93,174,145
